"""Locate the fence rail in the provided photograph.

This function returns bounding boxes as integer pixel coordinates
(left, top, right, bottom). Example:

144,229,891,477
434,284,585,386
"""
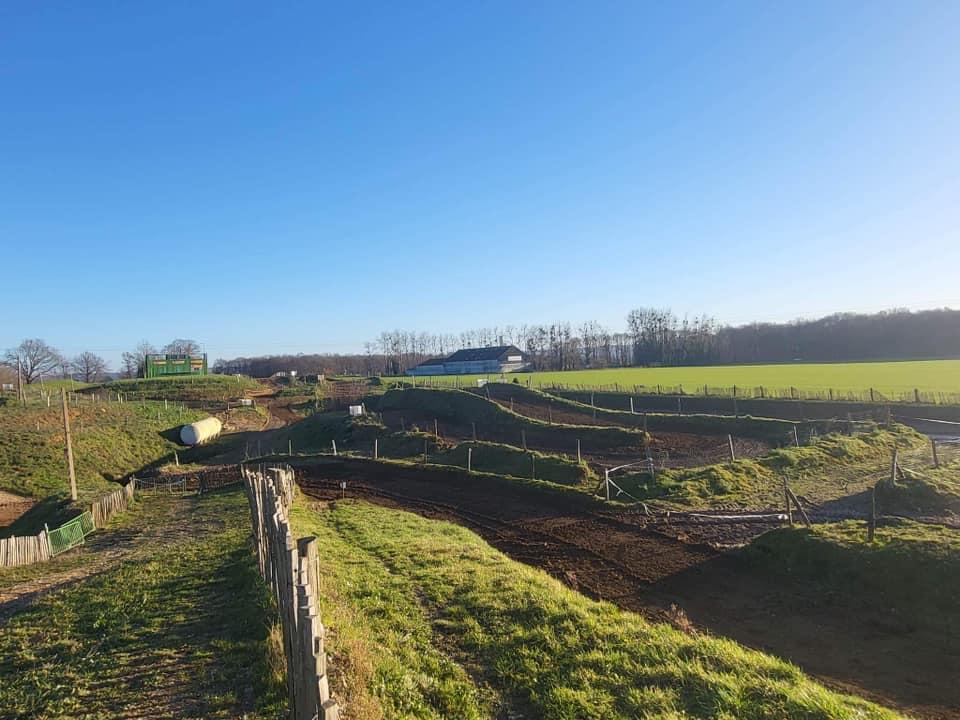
241,463,340,720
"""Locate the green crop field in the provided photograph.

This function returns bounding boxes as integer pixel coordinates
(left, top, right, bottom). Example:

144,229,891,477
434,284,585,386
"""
388,359,960,399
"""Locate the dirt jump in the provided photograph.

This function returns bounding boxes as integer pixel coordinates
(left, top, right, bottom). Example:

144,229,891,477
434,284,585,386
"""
298,459,959,720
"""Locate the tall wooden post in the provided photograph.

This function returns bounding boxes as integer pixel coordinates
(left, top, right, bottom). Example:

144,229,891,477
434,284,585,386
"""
576,439,581,463
467,447,472,472
17,355,26,406
931,439,939,468
727,434,736,462
61,389,77,501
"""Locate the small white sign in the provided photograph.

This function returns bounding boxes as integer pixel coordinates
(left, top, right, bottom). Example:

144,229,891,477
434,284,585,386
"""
349,405,364,416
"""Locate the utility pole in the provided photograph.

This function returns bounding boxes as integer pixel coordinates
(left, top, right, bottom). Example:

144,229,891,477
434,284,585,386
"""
61,389,78,501
17,355,26,406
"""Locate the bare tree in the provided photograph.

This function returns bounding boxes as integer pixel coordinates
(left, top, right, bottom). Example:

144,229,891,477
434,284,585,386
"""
121,340,158,378
3,339,63,384
163,339,201,355
73,351,109,383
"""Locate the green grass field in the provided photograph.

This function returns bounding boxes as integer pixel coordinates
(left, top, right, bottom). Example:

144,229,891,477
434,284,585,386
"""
0,490,285,719
388,359,960,398
0,400,207,533
289,498,903,719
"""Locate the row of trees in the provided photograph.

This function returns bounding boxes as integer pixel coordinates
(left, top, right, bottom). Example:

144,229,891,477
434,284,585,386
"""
210,308,960,378
2,338,203,384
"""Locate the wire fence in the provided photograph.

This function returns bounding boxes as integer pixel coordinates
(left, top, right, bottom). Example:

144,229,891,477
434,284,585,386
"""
382,375,960,406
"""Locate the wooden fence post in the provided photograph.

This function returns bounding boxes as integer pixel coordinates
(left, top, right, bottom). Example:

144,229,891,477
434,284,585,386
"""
727,434,736,462
61,389,78,501
783,478,793,526
931,439,939,468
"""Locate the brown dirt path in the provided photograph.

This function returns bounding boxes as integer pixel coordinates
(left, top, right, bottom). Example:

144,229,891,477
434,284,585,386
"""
298,461,959,720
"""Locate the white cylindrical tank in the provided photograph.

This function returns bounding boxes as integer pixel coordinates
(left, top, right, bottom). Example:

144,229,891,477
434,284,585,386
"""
179,417,223,446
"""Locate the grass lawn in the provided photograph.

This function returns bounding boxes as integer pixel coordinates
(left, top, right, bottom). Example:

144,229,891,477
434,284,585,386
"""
0,489,285,720
290,497,903,719
386,359,960,397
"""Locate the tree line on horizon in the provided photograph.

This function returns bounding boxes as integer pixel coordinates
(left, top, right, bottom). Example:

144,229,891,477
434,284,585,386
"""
1,338,202,385
211,307,960,377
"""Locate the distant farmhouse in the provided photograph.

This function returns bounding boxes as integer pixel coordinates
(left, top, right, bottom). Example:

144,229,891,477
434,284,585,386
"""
406,345,529,376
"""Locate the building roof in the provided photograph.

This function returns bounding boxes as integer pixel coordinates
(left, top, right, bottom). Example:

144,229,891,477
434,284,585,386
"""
443,345,523,363
410,357,446,368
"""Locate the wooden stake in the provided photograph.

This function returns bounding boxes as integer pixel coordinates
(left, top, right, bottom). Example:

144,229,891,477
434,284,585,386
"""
630,397,634,414
434,418,439,437
331,439,337,456
61,389,77,501
727,434,736,462
373,438,378,459
793,425,800,447
576,438,581,463
890,448,899,482
783,478,792,525
521,429,527,450
932,439,939,468
785,486,811,527
471,421,477,440
467,447,472,472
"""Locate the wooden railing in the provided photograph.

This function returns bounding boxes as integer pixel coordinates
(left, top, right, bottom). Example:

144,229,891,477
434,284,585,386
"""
241,463,340,720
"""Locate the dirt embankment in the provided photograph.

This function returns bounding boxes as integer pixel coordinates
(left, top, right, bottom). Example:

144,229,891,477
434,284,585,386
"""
381,403,771,471
298,459,959,720
0,491,34,528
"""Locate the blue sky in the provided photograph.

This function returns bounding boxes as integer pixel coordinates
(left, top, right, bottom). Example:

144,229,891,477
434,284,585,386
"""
2,2,958,366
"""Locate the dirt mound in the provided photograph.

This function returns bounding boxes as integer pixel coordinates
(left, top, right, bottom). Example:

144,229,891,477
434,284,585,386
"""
298,459,959,719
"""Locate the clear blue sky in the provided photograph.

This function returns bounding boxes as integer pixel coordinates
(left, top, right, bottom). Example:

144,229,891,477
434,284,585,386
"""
2,2,958,366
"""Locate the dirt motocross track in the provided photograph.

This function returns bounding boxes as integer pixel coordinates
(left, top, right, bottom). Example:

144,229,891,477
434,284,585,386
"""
299,459,959,720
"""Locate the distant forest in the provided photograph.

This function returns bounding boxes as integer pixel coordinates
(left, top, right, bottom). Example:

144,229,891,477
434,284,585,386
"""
212,308,960,377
